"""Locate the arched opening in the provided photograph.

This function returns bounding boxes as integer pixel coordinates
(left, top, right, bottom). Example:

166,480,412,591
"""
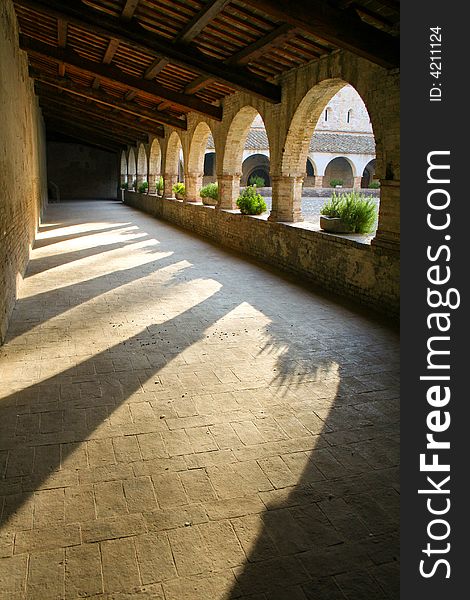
324,157,355,188
221,107,270,209
281,80,378,228
149,138,162,194
186,121,215,201
165,131,184,199
127,148,136,191
203,152,216,183
362,159,377,188
136,144,148,192
242,154,270,186
120,151,127,187
306,158,315,177
304,157,316,187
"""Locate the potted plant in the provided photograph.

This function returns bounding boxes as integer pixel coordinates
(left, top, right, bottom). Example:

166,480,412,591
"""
172,182,185,200
236,185,267,215
248,175,265,188
199,182,218,206
329,178,343,188
138,180,148,194
320,191,377,234
156,176,164,196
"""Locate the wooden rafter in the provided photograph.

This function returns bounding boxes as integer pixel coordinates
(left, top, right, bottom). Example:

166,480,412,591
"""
21,35,223,120
175,0,231,44
92,38,121,90
46,125,122,152
37,91,165,137
42,112,147,145
121,0,140,22
30,71,187,130
241,0,399,68
226,23,297,66
184,23,297,95
57,17,67,76
14,0,282,103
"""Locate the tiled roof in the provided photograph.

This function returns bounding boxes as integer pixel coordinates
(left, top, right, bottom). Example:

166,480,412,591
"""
207,131,375,154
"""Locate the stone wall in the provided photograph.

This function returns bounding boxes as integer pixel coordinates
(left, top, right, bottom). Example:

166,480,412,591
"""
124,192,399,318
0,0,48,343
47,142,118,200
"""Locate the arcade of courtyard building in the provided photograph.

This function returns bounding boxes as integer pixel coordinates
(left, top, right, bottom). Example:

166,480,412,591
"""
0,1,400,599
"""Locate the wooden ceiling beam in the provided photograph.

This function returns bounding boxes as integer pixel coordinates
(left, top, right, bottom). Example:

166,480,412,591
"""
184,23,296,95
92,37,121,90
42,112,146,145
184,75,214,95
15,0,281,103
175,0,231,44
37,91,165,137
57,17,67,76
21,35,223,120
121,0,141,22
45,122,124,152
225,23,297,66
241,0,399,69
30,70,187,130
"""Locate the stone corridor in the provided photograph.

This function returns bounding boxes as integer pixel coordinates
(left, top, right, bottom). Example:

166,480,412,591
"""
0,200,399,599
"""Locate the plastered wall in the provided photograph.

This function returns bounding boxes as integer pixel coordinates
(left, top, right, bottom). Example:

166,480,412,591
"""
46,142,118,200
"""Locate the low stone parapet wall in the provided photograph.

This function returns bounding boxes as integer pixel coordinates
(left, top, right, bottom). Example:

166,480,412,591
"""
124,191,399,319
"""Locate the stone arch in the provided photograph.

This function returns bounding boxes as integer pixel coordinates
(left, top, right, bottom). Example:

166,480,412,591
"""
362,159,377,188
186,121,214,200
120,151,127,186
164,131,184,198
324,157,355,187
273,79,377,222
136,143,148,191
282,80,353,177
149,138,162,194
242,154,270,186
127,148,136,190
219,105,270,209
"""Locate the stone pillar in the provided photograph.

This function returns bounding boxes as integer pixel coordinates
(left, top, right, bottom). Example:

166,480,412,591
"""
128,175,136,190
314,175,324,188
268,175,303,223
163,173,178,199
353,176,362,190
148,173,157,194
136,174,146,189
185,173,203,202
217,174,240,210
371,179,400,250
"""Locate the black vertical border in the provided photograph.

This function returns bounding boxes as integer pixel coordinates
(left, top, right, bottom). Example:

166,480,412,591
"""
401,2,469,598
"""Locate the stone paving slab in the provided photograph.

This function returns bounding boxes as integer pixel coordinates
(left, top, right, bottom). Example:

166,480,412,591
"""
0,200,399,599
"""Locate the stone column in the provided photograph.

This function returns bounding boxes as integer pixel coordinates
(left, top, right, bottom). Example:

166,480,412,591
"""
268,175,303,223
148,173,157,194
217,174,240,210
136,174,146,190
371,179,400,250
185,173,203,202
163,173,178,199
353,176,363,190
314,175,324,188
128,175,136,190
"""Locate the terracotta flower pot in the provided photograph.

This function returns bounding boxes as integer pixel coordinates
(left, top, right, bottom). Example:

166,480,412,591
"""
320,215,354,233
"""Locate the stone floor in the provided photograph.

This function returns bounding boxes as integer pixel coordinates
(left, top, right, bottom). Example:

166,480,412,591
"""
0,200,400,599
